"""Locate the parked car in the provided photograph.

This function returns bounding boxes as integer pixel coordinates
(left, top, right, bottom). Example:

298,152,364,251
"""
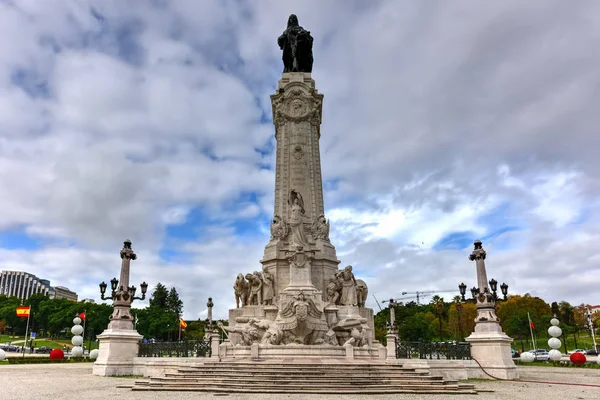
511,349,520,358
584,349,598,356
530,349,549,361
567,349,586,355
0,344,19,352
34,346,53,354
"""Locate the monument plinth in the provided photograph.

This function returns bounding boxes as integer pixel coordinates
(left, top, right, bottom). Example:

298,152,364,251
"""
222,15,379,359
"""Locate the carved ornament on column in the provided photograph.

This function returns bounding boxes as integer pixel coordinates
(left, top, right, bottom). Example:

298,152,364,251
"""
469,240,486,261
271,88,323,129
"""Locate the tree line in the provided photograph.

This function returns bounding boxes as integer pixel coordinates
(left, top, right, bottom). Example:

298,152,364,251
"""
374,293,599,351
0,283,215,342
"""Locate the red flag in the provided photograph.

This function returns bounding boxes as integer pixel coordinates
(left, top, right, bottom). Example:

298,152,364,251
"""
529,321,535,330
79,312,86,321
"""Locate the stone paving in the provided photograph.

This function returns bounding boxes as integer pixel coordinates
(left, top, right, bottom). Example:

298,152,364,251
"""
0,363,599,400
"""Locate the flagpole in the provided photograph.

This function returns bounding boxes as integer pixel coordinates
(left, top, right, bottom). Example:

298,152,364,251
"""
82,310,86,355
23,310,31,358
178,316,182,343
527,312,536,350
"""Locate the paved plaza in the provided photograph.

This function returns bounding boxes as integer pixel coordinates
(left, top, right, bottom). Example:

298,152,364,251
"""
1,363,599,400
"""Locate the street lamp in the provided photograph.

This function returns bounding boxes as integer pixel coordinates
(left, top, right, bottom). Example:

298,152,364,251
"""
500,282,508,301
458,283,467,301
470,287,479,301
98,240,148,330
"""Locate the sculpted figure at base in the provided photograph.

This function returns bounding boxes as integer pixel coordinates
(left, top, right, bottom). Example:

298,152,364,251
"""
311,214,330,241
246,272,263,305
337,265,358,306
278,14,314,73
222,318,272,346
356,279,368,308
261,266,275,305
343,326,367,348
271,291,329,345
325,276,341,305
233,273,249,308
270,215,289,241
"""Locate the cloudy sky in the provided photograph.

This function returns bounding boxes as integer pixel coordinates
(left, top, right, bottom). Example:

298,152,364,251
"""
1,0,599,320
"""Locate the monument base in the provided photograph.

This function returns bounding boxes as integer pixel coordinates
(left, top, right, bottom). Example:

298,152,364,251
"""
219,342,384,361
93,329,142,376
465,323,518,380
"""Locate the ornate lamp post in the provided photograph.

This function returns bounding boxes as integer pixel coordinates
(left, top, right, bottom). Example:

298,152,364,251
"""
93,239,149,377
98,240,148,330
459,240,518,380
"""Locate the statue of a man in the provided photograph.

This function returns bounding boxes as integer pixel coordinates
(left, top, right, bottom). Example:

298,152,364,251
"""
278,14,314,73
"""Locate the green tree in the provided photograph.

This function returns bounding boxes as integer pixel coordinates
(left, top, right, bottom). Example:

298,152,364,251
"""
167,287,183,316
399,312,435,341
149,283,169,309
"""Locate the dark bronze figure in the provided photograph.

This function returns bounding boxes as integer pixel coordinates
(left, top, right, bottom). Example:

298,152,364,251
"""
278,14,314,73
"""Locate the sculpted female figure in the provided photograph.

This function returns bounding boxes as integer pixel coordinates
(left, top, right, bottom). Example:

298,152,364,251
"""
261,266,275,305
338,265,358,306
288,190,309,248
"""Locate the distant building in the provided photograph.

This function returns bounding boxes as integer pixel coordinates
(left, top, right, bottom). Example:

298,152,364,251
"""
589,305,600,314
0,270,78,302
53,285,78,302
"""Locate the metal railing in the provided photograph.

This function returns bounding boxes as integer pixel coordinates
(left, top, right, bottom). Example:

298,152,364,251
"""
138,340,211,358
395,340,471,360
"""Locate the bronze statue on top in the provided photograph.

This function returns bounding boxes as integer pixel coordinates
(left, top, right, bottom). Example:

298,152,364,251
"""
278,14,314,73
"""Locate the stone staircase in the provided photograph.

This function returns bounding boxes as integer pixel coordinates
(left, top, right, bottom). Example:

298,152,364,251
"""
131,361,479,394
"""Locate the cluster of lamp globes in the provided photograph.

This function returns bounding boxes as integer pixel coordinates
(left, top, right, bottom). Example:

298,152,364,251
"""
520,317,600,365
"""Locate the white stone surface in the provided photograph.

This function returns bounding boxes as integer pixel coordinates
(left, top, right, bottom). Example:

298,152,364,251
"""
548,325,562,337
71,325,84,335
549,349,562,361
89,349,99,359
71,336,83,346
71,346,83,357
548,337,561,349
0,349,5,361
466,329,519,379
93,328,142,376
520,351,535,362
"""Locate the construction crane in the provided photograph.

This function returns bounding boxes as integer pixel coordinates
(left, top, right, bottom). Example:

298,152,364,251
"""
381,295,425,305
400,289,456,305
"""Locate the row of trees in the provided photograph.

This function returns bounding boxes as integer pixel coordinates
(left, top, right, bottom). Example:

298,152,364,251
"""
0,283,203,342
373,293,599,351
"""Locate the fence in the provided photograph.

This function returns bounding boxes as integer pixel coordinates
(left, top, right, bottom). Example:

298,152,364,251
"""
138,339,212,358
395,340,471,360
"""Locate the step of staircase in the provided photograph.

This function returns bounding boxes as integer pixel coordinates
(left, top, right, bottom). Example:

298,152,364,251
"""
130,361,479,394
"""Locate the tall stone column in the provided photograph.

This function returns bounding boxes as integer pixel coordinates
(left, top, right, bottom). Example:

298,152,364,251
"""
470,240,489,293
464,240,518,380
261,73,340,300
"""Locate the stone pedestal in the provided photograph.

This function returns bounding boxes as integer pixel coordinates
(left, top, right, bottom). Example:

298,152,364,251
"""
386,332,397,362
465,323,518,380
210,333,221,358
93,329,142,376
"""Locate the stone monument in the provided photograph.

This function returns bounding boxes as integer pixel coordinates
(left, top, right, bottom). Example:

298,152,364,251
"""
220,15,379,360
464,240,518,379
93,240,148,376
